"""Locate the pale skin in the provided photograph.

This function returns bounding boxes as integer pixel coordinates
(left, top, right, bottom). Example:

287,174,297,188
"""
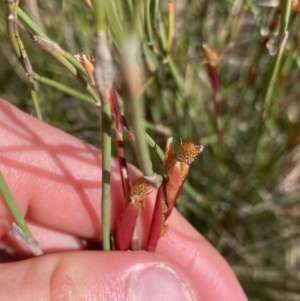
0,98,248,300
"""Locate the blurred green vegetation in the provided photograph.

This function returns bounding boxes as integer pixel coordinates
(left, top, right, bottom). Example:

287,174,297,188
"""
1,0,300,299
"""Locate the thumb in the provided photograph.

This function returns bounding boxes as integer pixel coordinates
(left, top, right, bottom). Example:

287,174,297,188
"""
1,251,199,301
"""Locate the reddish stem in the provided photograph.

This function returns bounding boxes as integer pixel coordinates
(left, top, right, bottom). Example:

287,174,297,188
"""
109,88,129,198
146,180,166,252
207,65,221,94
115,203,139,251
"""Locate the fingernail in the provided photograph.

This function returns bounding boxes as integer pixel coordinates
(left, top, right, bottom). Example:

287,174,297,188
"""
129,264,194,301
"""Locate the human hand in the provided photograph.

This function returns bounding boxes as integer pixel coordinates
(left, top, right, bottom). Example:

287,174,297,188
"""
0,98,248,300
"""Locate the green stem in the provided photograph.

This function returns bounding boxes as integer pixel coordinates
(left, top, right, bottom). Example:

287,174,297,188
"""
32,36,100,104
92,0,113,251
264,0,292,114
144,132,164,160
28,75,43,120
264,32,288,113
129,97,154,177
251,0,292,157
279,0,292,33
0,171,33,238
104,0,122,43
17,8,87,75
100,102,112,251
17,7,47,38
33,74,94,103
126,0,134,19
6,0,43,120
6,1,21,58
92,0,106,32
145,0,153,43
166,0,174,54
9,9,95,107
152,0,160,20
167,55,183,91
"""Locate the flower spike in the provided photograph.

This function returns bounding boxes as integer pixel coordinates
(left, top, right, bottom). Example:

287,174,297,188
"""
147,138,203,251
115,177,151,251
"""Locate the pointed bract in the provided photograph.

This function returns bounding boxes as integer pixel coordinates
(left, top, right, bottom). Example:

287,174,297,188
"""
74,54,96,87
115,177,151,251
147,139,203,251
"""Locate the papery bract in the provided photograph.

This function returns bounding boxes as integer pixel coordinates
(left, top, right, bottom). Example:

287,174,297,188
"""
115,177,151,251
146,138,203,251
74,54,96,87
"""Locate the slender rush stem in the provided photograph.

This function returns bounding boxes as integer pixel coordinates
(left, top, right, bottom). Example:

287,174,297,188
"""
100,102,112,251
146,0,153,43
250,1,292,157
28,75,43,120
92,0,113,251
33,74,94,103
6,1,20,58
129,97,154,177
279,0,292,33
17,7,47,38
110,89,129,199
17,8,87,75
264,0,292,115
166,0,174,54
144,132,164,160
0,171,33,238
6,0,43,120
12,9,99,104
17,7,101,105
121,34,155,177
32,36,100,104
0,171,42,255
92,0,106,32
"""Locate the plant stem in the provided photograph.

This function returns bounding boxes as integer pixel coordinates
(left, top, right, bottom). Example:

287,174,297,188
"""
28,75,43,120
92,0,105,32
110,89,129,199
17,7,47,38
17,8,87,75
146,0,153,43
100,102,112,251
279,0,292,33
6,1,20,58
264,0,292,115
32,36,100,104
144,132,164,160
18,7,102,105
0,171,32,238
166,0,174,54
33,74,94,103
129,96,155,177
251,0,292,157
121,34,155,177
6,0,43,120
92,0,113,251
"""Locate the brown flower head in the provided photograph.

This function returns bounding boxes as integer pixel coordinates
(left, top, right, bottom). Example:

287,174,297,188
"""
128,177,151,213
74,54,96,87
178,140,204,165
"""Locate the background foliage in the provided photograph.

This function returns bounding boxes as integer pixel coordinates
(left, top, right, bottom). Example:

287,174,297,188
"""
1,0,300,299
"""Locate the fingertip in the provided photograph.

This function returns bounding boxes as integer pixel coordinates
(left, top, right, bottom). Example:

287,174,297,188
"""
0,251,200,301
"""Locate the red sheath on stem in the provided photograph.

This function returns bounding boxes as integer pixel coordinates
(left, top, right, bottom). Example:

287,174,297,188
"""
146,139,203,251
109,88,129,200
115,203,139,251
146,180,166,251
207,65,221,94
114,177,150,251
